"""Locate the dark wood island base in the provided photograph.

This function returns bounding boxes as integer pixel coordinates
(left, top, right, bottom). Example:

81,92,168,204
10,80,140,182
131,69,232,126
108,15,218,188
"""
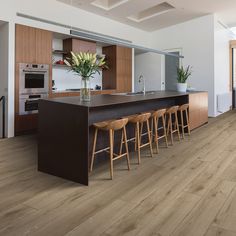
38,91,208,186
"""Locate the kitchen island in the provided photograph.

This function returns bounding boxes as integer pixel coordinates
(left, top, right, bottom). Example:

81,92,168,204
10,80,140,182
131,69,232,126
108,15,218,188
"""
38,91,208,185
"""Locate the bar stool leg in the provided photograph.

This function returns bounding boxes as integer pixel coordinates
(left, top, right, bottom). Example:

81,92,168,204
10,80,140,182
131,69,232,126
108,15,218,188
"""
169,114,174,145
186,109,191,135
150,117,154,143
153,116,159,153
119,130,124,155
90,128,98,172
134,125,138,151
123,126,130,170
180,110,185,139
140,122,143,145
146,120,153,157
109,129,114,179
175,111,181,141
136,122,141,164
162,115,168,148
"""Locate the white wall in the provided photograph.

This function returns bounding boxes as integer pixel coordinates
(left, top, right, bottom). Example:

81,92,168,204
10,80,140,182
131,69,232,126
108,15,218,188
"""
0,0,151,46
151,15,215,117
0,0,152,137
0,22,9,138
214,17,234,115
134,52,164,92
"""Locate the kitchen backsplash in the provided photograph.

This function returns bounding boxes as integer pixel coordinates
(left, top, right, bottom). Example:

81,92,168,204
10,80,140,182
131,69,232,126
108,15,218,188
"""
52,38,103,91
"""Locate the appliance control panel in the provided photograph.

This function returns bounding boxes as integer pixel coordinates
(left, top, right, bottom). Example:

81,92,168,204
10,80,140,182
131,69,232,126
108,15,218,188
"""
23,64,49,70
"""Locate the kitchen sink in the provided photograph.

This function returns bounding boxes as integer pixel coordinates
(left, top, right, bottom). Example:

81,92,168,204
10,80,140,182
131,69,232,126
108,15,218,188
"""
126,91,155,96
111,91,155,96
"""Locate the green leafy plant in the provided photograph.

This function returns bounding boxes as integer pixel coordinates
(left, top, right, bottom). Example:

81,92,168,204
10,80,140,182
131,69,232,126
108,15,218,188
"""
177,65,192,83
64,52,107,79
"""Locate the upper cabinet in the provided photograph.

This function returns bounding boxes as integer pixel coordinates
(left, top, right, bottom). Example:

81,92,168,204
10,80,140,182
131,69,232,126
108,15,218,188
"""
15,24,52,64
63,38,96,55
102,45,132,93
35,29,52,64
15,24,36,63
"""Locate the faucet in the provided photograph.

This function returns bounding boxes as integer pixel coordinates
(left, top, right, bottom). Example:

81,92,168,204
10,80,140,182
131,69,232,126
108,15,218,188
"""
138,75,146,95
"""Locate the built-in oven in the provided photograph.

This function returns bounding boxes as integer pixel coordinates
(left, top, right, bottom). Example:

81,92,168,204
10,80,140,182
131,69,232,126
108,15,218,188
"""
19,93,48,115
19,63,49,94
19,63,49,115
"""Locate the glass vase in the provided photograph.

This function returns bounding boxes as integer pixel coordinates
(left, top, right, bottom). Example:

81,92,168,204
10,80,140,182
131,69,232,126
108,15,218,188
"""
80,78,91,102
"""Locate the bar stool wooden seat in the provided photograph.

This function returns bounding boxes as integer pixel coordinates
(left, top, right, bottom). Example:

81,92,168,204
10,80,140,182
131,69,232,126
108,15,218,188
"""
123,112,153,164
166,106,181,145
90,118,130,179
150,108,168,153
178,104,191,138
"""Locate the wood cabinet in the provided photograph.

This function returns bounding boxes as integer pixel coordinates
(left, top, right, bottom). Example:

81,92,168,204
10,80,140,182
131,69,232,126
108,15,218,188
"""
189,92,208,130
15,24,53,135
15,24,52,64
15,24,36,63
102,45,132,93
35,29,53,64
63,38,96,55
15,114,38,135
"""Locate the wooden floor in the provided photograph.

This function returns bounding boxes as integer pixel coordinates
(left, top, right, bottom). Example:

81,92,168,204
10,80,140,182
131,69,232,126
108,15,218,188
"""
1,111,236,236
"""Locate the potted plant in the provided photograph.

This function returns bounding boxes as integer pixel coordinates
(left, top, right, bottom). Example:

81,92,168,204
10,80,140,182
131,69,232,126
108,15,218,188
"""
64,52,107,102
176,65,192,92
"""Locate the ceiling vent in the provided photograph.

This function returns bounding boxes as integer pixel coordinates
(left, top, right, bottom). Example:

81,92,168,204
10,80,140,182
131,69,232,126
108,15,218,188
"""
128,2,175,22
91,0,130,10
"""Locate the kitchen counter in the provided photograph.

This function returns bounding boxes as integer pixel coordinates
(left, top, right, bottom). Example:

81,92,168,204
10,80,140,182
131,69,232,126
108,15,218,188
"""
46,91,204,108
38,90,208,185
49,89,116,98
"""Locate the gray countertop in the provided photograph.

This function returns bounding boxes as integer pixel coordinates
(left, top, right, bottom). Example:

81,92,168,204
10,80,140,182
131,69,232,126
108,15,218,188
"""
42,90,206,108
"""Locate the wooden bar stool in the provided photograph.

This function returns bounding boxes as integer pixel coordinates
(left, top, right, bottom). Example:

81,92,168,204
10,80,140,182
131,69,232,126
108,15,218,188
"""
150,108,168,153
90,118,130,180
123,112,153,164
178,104,191,139
166,106,181,145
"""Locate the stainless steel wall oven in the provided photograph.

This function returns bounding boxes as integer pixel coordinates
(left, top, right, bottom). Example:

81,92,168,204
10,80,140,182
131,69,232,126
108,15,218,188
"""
19,63,49,115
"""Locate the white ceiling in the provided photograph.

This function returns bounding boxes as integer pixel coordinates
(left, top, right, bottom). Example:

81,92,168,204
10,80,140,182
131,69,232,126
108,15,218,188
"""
58,0,236,31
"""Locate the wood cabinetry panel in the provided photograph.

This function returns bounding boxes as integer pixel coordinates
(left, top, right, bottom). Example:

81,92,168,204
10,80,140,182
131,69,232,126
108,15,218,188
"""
15,114,38,135
15,25,53,135
35,29,52,64
15,63,20,114
102,45,132,93
189,92,208,130
63,38,96,54
102,46,117,89
72,39,96,53
15,24,36,63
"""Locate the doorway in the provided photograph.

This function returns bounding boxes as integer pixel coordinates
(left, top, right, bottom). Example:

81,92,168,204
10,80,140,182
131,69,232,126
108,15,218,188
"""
165,49,182,91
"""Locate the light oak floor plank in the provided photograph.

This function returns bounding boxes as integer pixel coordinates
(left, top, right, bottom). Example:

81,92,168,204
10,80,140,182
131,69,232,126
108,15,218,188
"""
1,111,236,235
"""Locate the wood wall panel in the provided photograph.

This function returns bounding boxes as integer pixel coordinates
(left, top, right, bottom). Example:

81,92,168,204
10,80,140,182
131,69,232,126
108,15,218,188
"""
15,24,36,63
63,38,96,55
15,114,38,135
189,92,208,130
102,46,117,90
36,29,53,64
73,39,96,53
15,63,20,114
102,45,132,93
